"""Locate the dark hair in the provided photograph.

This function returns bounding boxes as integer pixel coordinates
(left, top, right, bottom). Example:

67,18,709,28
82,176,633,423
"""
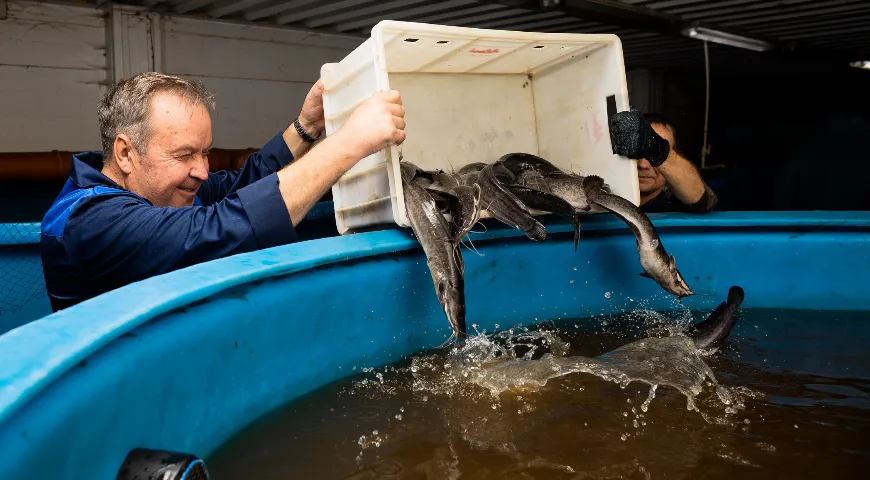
643,112,678,148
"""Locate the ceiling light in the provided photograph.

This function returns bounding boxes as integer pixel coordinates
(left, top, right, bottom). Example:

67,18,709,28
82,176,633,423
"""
850,61,870,70
682,26,772,52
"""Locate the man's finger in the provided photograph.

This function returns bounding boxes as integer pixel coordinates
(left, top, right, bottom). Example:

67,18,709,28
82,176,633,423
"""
393,117,406,131
383,89,402,105
388,104,405,118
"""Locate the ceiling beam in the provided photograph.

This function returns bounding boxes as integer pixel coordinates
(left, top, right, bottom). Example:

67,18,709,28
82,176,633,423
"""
475,0,865,67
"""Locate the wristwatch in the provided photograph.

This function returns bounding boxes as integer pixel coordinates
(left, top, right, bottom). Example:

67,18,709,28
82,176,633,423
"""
293,118,320,143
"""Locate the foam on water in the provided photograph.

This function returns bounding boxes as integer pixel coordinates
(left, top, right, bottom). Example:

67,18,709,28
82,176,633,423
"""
344,314,762,471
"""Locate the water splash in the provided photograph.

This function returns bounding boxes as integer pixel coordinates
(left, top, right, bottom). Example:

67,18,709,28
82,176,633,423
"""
344,314,761,474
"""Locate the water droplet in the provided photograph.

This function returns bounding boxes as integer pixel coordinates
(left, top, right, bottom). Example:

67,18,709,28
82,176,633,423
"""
395,414,402,420
604,291,612,298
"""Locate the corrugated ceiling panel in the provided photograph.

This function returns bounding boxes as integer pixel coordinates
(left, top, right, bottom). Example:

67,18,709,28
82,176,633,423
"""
79,0,870,70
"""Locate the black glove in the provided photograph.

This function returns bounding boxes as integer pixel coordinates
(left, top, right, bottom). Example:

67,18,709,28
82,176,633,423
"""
609,108,670,167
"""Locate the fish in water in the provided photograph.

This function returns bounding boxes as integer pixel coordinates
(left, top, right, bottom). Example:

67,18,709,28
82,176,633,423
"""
460,286,745,399
476,162,546,242
402,167,467,340
686,285,744,350
590,191,693,298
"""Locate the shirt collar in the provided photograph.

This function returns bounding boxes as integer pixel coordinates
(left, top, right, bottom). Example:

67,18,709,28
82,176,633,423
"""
69,151,124,190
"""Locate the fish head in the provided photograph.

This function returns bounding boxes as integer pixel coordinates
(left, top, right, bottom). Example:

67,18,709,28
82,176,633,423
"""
399,162,418,183
665,254,694,298
436,279,467,339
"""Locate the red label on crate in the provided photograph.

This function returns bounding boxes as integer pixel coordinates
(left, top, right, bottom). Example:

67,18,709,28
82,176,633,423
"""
469,48,500,55
591,109,605,144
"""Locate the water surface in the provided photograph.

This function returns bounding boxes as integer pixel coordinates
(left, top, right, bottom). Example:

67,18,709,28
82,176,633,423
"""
207,308,869,479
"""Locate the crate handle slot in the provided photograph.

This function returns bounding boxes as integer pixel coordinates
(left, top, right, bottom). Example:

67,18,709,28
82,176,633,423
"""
325,95,369,121
339,161,389,182
333,195,395,213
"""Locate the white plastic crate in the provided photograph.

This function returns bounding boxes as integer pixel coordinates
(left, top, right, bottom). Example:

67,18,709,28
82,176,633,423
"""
321,20,639,235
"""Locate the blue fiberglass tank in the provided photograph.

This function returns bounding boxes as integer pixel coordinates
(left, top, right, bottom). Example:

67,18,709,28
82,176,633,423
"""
0,223,50,334
0,211,869,478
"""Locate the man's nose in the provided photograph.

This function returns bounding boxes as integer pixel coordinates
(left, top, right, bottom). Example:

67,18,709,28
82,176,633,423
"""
190,155,209,181
637,158,652,169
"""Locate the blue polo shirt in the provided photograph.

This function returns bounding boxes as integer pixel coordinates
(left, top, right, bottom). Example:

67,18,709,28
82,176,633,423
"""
40,132,298,312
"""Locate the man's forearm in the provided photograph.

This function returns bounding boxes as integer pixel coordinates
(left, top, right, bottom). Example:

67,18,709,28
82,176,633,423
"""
282,118,318,160
656,150,707,204
276,134,357,226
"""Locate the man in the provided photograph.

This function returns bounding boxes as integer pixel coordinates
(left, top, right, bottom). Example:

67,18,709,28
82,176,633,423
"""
41,72,406,312
610,110,717,213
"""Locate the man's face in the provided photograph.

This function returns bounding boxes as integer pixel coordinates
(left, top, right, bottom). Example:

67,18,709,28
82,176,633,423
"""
125,92,212,208
637,122,671,195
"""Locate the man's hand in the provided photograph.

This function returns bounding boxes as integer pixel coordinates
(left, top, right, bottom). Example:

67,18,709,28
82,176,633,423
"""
333,90,406,159
276,89,406,226
609,109,670,167
297,79,325,139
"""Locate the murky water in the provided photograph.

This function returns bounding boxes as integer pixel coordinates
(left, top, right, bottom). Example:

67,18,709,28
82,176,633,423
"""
207,308,869,479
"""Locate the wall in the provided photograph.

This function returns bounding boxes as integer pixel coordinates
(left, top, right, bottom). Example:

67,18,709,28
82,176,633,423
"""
0,1,108,153
0,0,363,154
158,14,362,149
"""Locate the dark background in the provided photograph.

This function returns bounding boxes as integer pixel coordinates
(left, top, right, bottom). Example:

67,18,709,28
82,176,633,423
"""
646,62,870,212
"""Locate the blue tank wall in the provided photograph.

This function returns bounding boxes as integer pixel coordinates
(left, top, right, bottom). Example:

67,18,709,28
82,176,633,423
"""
0,211,869,479
0,224,51,335
0,202,342,335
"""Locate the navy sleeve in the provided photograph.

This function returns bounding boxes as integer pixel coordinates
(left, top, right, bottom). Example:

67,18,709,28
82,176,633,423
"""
197,131,294,206
64,174,296,287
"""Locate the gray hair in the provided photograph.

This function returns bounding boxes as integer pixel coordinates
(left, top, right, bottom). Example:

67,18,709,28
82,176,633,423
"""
98,72,216,162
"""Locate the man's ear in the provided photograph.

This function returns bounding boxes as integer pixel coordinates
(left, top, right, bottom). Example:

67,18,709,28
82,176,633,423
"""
113,134,138,175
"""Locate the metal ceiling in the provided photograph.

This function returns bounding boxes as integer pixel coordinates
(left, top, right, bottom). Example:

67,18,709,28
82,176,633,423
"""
98,0,870,71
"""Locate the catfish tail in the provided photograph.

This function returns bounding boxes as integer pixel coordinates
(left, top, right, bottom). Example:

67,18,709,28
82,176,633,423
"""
688,286,745,351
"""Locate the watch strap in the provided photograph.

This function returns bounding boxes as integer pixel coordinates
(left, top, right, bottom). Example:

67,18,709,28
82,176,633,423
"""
293,118,320,143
